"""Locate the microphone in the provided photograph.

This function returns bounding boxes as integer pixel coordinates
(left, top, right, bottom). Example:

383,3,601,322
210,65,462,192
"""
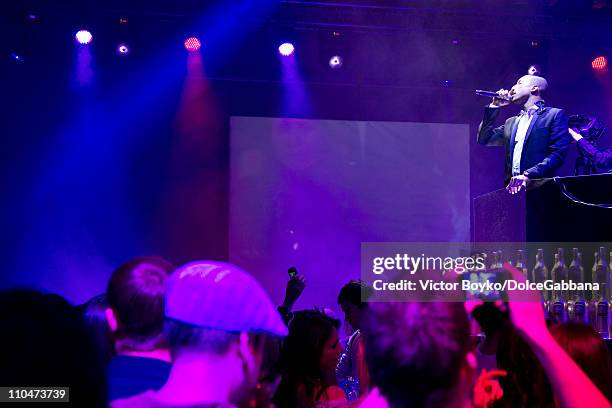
475,90,510,100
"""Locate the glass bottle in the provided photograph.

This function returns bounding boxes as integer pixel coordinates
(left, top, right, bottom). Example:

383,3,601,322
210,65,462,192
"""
550,249,568,323
532,249,549,319
595,248,609,337
568,248,586,323
515,249,528,277
588,251,600,329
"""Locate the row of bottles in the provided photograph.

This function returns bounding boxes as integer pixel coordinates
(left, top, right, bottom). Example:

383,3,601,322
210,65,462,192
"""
483,247,611,339
542,247,610,339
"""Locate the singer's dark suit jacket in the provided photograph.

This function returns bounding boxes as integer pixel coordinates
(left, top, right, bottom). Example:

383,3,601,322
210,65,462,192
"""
477,105,570,185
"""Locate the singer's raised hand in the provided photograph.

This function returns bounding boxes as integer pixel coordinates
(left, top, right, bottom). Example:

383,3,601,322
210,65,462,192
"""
490,88,511,107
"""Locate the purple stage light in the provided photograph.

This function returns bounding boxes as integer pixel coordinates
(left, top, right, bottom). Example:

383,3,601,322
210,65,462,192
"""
117,43,129,55
75,30,93,45
184,37,201,52
278,42,295,57
329,55,343,69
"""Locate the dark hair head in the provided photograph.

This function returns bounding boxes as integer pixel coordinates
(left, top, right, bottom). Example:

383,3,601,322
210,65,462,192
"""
472,302,509,336
0,290,107,407
549,322,612,402
165,319,240,356
106,256,174,350
495,322,555,408
78,294,115,362
164,319,272,358
362,302,471,408
337,280,371,309
273,310,341,408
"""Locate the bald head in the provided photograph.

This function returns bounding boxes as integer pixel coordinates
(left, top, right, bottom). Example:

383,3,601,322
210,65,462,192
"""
520,74,548,94
510,75,548,104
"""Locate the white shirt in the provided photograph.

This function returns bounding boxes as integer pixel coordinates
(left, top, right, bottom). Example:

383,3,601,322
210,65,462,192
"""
512,107,537,176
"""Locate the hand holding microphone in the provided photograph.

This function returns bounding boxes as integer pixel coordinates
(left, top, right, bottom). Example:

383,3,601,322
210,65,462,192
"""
490,89,511,108
475,89,512,107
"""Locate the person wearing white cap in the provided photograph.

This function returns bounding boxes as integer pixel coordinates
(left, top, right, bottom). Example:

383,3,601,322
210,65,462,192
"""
112,260,288,408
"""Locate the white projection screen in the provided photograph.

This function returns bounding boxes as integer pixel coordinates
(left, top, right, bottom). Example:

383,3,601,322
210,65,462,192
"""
229,116,470,318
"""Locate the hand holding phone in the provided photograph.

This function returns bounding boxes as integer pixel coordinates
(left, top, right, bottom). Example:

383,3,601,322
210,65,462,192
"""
283,267,305,309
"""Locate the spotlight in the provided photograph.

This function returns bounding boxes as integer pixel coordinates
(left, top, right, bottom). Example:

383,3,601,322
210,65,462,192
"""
75,29,93,45
278,42,295,57
184,37,201,52
329,55,343,69
117,43,129,55
10,53,24,63
528,64,542,76
592,56,607,71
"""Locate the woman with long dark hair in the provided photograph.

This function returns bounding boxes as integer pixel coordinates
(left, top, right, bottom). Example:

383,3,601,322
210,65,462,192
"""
549,322,612,403
273,310,346,408
78,293,116,363
494,323,556,408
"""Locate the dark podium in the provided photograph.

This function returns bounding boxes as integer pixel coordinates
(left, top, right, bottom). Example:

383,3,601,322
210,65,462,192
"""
474,173,612,243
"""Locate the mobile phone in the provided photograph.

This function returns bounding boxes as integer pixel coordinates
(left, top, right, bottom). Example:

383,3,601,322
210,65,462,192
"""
288,266,298,278
463,269,509,302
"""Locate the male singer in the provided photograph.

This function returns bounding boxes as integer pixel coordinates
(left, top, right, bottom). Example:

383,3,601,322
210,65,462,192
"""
477,75,569,194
